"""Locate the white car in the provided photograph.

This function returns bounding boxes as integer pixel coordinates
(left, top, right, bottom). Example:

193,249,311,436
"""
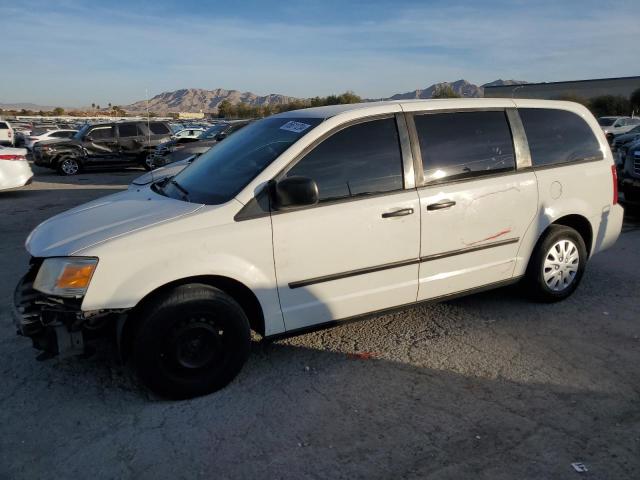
15,99,623,399
598,116,640,139
172,128,205,140
0,120,15,146
25,129,78,150
0,146,33,191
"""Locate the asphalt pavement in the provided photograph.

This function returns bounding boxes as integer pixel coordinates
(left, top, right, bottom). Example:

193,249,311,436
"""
1,166,639,479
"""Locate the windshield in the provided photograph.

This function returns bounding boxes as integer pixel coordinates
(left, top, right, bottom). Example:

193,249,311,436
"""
598,118,616,127
200,124,228,139
160,116,323,204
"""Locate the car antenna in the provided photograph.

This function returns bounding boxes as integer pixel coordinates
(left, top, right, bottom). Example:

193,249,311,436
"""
146,88,151,143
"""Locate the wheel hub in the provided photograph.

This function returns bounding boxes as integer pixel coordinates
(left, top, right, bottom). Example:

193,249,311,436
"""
543,239,580,292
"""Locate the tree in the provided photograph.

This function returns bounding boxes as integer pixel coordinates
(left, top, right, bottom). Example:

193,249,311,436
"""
630,87,640,114
589,95,630,117
52,107,65,116
432,84,461,99
91,103,95,110
553,93,589,106
217,100,233,118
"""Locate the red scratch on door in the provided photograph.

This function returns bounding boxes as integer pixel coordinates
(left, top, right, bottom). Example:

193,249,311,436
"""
465,228,512,246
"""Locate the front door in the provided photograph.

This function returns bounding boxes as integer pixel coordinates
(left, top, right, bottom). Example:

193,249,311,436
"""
271,116,421,331
409,110,538,300
84,125,119,165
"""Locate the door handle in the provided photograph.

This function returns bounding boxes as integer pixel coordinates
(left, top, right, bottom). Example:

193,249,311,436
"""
381,208,414,218
427,200,456,211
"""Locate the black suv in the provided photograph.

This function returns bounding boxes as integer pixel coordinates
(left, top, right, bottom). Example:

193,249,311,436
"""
151,120,252,168
33,120,173,175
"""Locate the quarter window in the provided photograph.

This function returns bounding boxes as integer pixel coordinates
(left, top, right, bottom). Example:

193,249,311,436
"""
285,117,404,202
519,108,602,167
414,111,516,184
149,123,171,135
118,124,140,137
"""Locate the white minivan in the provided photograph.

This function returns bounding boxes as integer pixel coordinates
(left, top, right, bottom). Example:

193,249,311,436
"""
14,99,623,399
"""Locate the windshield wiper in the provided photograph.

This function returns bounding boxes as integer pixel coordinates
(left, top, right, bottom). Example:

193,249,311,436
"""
169,179,190,201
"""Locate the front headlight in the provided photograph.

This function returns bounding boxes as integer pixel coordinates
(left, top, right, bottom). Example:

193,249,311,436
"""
33,257,98,297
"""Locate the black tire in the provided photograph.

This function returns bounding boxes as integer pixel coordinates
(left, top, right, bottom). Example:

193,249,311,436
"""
133,284,251,399
524,225,588,302
140,152,155,171
57,156,81,176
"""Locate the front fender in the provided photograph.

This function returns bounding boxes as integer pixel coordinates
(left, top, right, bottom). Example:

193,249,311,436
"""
78,209,285,336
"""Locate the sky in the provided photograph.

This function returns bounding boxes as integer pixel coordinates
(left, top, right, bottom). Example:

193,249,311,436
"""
1,0,639,107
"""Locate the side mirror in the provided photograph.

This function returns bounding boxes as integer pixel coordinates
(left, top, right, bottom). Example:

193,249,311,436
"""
216,132,227,141
272,176,319,210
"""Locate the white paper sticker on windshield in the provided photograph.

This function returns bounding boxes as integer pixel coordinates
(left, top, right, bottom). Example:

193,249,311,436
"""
280,121,312,133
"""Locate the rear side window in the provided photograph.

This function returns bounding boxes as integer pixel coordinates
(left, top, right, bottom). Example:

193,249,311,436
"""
285,117,404,202
118,124,140,137
51,131,73,138
520,108,602,167
0,122,8,129
414,111,515,184
148,122,171,135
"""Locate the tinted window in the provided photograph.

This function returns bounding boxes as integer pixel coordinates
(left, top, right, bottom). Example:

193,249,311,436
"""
0,122,8,129
598,118,615,127
118,124,140,137
519,108,602,167
285,118,403,202
89,126,115,140
166,117,323,204
51,131,74,138
414,111,515,184
149,122,170,135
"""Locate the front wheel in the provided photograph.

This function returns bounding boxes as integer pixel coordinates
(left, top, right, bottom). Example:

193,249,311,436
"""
57,156,81,176
141,153,156,170
524,225,587,302
132,284,251,399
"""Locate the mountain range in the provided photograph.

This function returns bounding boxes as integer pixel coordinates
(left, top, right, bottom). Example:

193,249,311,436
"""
121,79,527,113
0,79,528,114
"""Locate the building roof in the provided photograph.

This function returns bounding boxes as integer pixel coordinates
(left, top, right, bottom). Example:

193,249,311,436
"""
484,75,640,90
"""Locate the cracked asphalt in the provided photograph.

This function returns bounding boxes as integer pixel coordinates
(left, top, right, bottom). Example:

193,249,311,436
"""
1,166,639,479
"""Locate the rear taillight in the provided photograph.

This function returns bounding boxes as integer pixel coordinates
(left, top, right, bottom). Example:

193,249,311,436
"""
611,165,618,205
0,154,26,161
8,130,12,138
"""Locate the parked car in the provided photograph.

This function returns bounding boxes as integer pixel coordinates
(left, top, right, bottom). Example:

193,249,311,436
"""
0,146,33,191
14,99,623,399
620,140,640,203
598,116,640,143
614,136,640,173
172,127,205,139
32,120,173,175
611,125,640,153
25,129,78,150
152,120,251,168
0,120,15,146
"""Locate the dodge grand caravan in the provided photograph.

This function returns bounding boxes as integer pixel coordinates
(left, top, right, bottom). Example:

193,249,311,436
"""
14,99,623,399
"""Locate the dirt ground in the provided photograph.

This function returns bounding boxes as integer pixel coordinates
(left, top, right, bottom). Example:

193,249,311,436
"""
1,166,639,479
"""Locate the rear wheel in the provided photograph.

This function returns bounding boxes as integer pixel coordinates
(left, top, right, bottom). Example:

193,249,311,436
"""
525,225,587,302
57,156,81,176
133,284,251,399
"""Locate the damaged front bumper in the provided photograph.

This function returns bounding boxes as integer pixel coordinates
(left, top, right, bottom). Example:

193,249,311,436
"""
13,259,125,359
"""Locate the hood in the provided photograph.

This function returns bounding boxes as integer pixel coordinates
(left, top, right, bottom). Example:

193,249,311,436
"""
26,188,202,257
